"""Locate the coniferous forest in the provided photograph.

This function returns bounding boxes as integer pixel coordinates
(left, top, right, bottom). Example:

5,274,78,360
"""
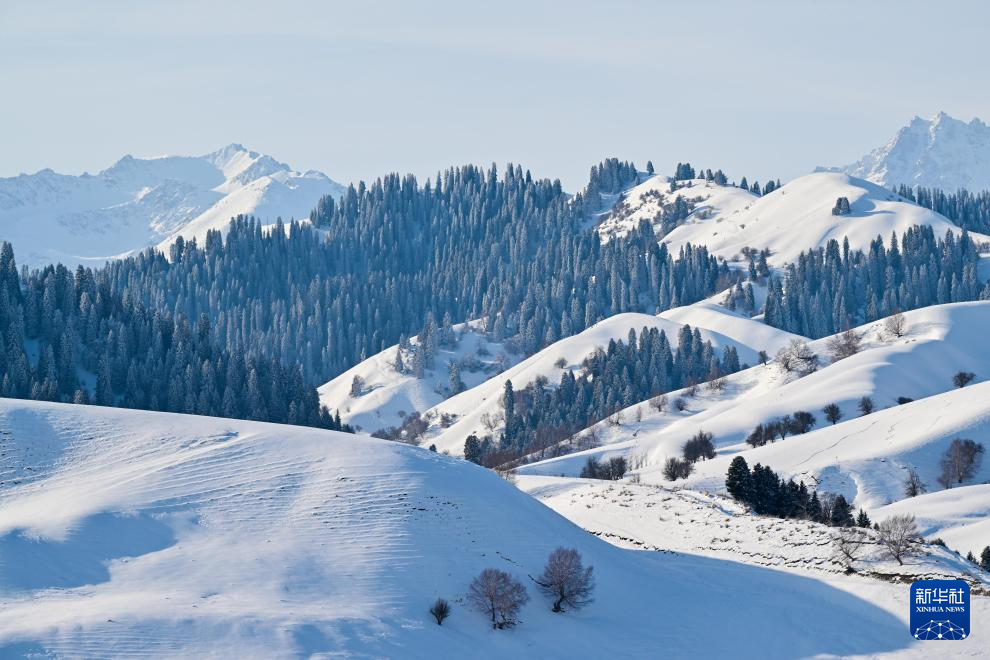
1,158,989,436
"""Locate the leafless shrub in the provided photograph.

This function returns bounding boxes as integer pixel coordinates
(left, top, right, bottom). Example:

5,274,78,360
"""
496,467,517,485
662,456,694,481
480,411,504,433
776,339,818,376
953,371,976,388
827,329,862,362
884,311,907,338
429,598,451,625
707,375,727,391
650,394,668,413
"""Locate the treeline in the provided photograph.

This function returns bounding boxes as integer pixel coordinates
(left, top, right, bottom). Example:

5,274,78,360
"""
764,225,985,337
472,324,742,463
0,243,347,430
97,163,735,385
897,184,990,234
726,457,869,527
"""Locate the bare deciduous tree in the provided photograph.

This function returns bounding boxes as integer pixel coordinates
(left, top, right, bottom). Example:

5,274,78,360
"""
663,456,694,481
826,329,862,362
877,515,919,565
531,547,595,612
480,411,504,433
832,528,867,571
937,438,985,488
823,403,842,425
650,394,668,413
776,339,818,376
429,598,451,625
468,568,529,629
903,468,927,498
884,311,907,338
857,396,875,416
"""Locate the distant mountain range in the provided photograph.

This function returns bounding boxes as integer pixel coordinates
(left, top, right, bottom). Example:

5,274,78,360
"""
0,144,344,267
834,111,990,191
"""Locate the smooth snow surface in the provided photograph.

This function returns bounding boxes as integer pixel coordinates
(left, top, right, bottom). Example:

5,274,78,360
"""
0,144,344,267
0,399,939,658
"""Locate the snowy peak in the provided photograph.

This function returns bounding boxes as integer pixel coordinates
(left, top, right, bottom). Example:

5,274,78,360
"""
840,111,990,191
0,146,345,267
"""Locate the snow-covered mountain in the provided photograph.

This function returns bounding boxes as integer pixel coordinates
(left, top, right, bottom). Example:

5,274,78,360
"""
0,144,344,267
0,397,953,658
839,111,990,191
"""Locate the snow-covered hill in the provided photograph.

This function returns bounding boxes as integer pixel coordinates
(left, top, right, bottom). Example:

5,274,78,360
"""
519,303,990,513
0,144,344,266
424,310,801,455
874,484,990,560
657,173,980,266
596,176,757,243
317,322,524,434
0,398,941,658
839,111,990,191
519,476,990,588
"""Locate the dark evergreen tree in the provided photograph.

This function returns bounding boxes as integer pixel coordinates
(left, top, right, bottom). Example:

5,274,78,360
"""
725,456,752,503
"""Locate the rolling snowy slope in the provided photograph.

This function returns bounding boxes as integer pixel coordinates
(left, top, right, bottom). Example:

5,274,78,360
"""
873,484,990,560
656,172,983,265
317,323,523,434
0,399,929,658
0,144,344,266
519,303,990,509
596,176,757,242
519,476,989,589
423,311,799,455
840,111,990,191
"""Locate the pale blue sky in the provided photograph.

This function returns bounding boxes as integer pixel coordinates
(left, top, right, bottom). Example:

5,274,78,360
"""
2,0,988,190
